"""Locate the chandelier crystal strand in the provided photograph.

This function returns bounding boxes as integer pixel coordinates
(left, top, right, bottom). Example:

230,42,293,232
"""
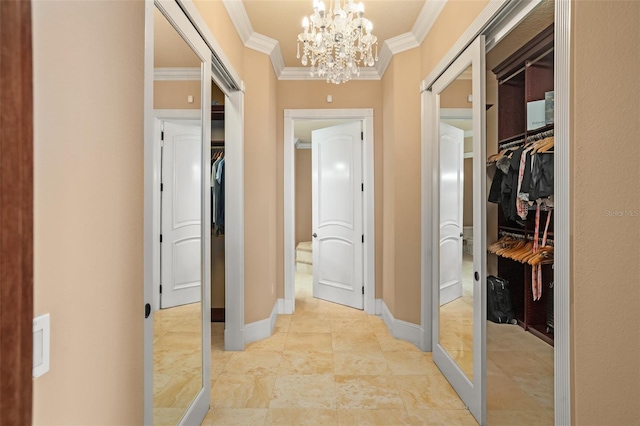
297,0,378,84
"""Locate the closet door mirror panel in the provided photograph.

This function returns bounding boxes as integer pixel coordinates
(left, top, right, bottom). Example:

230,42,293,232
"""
153,4,204,424
438,65,475,382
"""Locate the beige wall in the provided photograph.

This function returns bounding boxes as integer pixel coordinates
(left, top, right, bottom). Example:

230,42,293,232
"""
295,149,312,245
32,1,144,423
463,158,473,227
244,48,279,323
276,80,385,300
572,1,640,423
381,49,423,324
440,79,473,109
420,0,491,78
193,0,245,81
154,80,202,109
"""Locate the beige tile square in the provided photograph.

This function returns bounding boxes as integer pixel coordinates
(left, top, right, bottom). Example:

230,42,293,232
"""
221,351,282,376
210,352,233,378
486,409,554,426
245,331,288,352
153,408,188,426
265,408,338,425
330,317,373,333
486,375,547,411
270,375,336,409
337,409,412,425
333,351,391,376
407,409,478,425
382,352,439,376
289,317,332,333
154,374,202,409
332,332,381,352
487,351,554,378
203,408,267,425
279,351,334,375
335,375,404,409
274,314,292,332
394,375,465,410
285,332,333,352
510,374,555,410
376,333,422,352
211,374,276,408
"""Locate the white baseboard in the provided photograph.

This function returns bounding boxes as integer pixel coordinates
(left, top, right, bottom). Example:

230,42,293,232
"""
244,301,279,345
224,328,244,351
381,300,422,349
375,299,382,315
278,297,293,314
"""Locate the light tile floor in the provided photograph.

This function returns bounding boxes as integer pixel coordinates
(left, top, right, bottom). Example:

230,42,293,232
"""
155,269,554,425
202,272,476,425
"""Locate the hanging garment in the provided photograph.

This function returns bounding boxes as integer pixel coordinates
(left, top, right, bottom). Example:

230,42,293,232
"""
215,159,225,235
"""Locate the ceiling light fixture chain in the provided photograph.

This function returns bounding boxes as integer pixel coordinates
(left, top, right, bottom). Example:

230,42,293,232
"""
297,0,378,84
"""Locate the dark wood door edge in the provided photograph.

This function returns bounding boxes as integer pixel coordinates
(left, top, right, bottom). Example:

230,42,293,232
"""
0,0,34,424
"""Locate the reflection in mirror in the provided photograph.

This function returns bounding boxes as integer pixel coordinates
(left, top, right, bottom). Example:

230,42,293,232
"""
153,6,204,424
438,65,474,381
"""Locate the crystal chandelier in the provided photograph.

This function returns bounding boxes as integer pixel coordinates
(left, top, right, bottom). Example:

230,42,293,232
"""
297,0,378,84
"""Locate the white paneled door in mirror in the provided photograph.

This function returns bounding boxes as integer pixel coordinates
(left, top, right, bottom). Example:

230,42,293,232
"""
431,36,486,425
145,0,212,424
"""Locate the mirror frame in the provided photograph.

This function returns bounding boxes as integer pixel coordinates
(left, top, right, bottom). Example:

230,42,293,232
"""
143,0,212,423
428,36,486,424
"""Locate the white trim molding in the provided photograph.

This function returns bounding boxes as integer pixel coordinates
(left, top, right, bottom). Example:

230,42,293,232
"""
381,301,422,348
283,108,376,316
154,67,201,81
245,301,279,345
554,0,571,424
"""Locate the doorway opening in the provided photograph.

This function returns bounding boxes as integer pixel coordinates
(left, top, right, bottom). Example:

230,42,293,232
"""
283,109,376,315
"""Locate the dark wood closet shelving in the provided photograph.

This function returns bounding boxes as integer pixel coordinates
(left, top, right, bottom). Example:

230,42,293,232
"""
490,24,555,346
211,104,224,121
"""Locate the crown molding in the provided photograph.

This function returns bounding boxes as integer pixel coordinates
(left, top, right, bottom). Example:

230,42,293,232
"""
413,0,448,44
386,32,420,55
221,0,448,81
221,0,253,44
375,43,394,78
246,32,278,55
279,67,381,81
154,67,200,81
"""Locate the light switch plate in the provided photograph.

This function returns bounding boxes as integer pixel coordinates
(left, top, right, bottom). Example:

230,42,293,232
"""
33,313,50,378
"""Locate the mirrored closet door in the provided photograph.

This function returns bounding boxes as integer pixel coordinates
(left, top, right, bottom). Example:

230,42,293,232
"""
430,36,486,425
144,0,212,424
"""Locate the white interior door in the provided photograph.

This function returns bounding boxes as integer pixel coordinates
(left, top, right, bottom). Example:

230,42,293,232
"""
161,120,202,309
439,121,464,306
311,122,364,310
431,36,486,425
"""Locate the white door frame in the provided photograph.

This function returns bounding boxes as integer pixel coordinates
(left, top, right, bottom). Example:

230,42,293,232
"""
420,0,571,424
175,0,247,351
284,109,375,314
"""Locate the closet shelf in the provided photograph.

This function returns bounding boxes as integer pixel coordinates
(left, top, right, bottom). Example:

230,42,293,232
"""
211,105,224,121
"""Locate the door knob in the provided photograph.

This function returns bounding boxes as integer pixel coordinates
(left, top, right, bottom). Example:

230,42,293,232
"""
312,233,317,238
